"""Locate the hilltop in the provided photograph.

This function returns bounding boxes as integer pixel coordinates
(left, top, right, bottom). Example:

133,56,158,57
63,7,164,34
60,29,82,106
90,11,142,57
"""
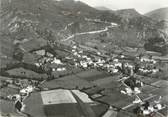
95,6,112,11
145,7,168,21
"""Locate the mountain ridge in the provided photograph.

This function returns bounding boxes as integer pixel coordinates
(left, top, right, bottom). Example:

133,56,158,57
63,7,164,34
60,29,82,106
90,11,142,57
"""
0,0,168,61
145,7,168,21
95,6,112,11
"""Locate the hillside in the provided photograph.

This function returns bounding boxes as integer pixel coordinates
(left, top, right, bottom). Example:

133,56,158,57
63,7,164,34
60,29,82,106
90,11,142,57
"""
0,0,168,69
145,7,168,21
1,1,168,117
116,8,142,19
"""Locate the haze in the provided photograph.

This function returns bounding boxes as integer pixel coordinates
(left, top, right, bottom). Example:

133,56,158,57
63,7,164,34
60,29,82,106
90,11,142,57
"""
76,0,168,14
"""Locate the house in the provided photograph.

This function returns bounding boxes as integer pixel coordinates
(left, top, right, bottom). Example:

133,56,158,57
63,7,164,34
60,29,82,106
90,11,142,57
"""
34,49,46,56
51,58,63,64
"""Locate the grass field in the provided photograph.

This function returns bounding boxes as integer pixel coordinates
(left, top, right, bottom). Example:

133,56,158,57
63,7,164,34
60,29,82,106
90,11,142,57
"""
6,67,48,80
75,69,110,81
42,75,94,90
0,99,18,116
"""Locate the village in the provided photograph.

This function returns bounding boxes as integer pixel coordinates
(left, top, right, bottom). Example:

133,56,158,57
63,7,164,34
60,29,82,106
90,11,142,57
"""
0,36,168,117
0,0,168,116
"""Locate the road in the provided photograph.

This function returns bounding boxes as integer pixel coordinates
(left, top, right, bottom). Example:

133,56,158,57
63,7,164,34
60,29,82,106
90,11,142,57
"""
61,19,118,42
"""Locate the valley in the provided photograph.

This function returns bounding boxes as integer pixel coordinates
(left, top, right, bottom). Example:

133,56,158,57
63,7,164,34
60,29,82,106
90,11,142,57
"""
0,0,168,117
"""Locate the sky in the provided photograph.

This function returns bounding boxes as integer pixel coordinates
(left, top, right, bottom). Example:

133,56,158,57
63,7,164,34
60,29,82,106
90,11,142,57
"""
76,0,168,14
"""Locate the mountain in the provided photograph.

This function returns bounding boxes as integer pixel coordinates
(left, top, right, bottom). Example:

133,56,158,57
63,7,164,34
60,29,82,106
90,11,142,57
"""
145,7,168,21
95,6,111,11
116,8,142,19
0,0,168,68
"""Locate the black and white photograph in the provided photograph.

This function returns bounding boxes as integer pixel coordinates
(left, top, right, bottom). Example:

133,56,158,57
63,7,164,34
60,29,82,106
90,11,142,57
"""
0,0,168,117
